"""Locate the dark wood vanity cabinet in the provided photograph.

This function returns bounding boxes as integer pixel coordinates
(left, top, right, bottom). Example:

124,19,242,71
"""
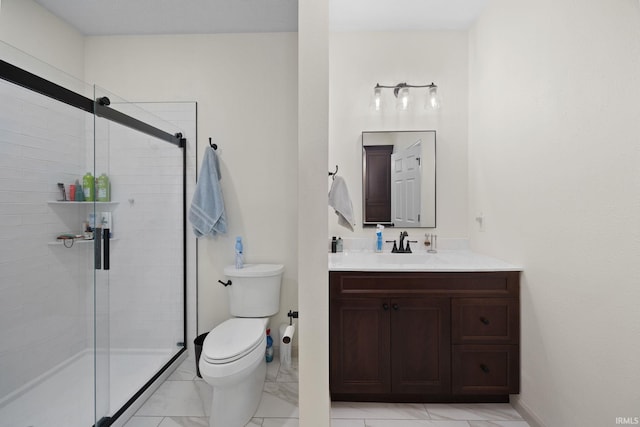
330,271,520,402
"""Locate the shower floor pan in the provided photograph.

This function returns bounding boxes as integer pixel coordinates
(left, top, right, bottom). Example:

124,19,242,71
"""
0,348,175,427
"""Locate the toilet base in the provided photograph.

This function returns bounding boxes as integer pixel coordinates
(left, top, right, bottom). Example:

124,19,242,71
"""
208,359,266,427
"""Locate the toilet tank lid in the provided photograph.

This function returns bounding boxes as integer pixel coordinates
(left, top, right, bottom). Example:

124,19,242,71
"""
224,263,284,278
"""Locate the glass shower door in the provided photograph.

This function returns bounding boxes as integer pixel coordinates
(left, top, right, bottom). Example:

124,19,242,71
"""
92,86,186,424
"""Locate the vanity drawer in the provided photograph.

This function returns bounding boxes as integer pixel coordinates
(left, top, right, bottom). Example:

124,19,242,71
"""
451,298,519,344
452,345,519,394
330,272,519,298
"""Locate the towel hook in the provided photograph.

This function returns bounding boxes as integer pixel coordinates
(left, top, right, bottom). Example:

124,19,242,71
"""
209,137,217,150
329,165,338,180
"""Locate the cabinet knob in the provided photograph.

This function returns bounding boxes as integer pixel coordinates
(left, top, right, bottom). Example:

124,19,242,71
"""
392,303,399,311
382,303,389,311
480,364,490,374
480,316,490,325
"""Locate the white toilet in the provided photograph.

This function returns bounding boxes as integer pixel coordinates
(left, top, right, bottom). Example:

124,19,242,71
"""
199,263,284,427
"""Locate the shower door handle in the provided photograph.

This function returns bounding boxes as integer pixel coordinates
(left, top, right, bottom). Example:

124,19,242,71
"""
94,227,110,270
95,227,102,270
103,228,110,270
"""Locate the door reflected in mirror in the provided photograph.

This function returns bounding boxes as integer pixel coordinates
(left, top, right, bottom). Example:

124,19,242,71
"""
362,130,436,228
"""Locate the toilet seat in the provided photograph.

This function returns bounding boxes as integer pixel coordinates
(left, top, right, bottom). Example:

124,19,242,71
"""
202,318,266,364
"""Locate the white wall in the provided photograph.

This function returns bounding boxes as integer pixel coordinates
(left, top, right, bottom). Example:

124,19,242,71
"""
468,1,640,425
84,34,299,336
329,31,468,239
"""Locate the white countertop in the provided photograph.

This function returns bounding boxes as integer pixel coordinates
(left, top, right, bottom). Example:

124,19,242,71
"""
328,250,522,272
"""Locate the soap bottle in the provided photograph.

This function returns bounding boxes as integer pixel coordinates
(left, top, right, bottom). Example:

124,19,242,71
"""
265,329,274,363
235,236,244,269
331,236,337,253
96,173,110,202
82,172,94,201
336,237,343,252
375,224,384,252
74,179,84,201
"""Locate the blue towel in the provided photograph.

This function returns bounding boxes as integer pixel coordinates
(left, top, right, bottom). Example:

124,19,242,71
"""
189,146,227,237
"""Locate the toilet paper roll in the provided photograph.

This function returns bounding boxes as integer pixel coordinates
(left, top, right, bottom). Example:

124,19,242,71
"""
282,325,295,344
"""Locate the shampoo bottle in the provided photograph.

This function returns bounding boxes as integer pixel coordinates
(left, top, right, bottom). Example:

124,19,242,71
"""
82,172,94,201
97,173,110,202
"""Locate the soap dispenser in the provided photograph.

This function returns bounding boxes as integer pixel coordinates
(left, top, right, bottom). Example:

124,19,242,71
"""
375,224,384,252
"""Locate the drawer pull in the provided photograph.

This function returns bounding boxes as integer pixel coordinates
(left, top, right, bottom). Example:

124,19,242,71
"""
480,364,490,374
392,303,399,311
382,303,389,311
480,316,490,325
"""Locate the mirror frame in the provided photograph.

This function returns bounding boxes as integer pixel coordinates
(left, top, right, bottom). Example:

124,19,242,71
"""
362,130,436,228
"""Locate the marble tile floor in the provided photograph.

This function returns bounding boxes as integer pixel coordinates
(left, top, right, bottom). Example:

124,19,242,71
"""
124,352,530,427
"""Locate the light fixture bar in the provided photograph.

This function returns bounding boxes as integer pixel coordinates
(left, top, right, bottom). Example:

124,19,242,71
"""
375,82,437,97
372,81,440,111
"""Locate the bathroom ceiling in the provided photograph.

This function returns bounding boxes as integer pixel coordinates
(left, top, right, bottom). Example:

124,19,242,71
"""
33,0,487,36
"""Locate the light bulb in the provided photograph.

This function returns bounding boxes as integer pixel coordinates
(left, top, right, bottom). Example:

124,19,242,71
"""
371,87,382,112
426,86,441,110
397,87,410,111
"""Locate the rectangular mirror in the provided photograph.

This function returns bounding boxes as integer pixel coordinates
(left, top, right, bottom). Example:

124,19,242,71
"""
362,130,436,228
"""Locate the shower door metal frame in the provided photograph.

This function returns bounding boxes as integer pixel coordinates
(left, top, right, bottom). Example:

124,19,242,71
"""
0,59,188,427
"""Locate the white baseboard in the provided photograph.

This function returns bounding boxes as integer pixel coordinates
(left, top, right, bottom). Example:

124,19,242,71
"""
511,395,547,427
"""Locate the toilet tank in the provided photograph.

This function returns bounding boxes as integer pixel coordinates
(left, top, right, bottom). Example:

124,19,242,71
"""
223,264,284,317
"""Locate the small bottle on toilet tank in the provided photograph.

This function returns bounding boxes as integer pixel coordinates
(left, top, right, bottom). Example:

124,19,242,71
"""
235,236,244,269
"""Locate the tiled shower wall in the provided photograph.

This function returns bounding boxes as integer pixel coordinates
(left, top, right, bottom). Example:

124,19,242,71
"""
0,77,196,402
0,79,89,400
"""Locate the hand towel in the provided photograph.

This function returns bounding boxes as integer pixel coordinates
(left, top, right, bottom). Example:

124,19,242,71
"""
189,146,227,237
329,176,356,232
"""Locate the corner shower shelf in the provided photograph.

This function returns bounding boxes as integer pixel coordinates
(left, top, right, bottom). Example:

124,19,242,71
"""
48,238,119,247
47,201,119,208
47,201,119,246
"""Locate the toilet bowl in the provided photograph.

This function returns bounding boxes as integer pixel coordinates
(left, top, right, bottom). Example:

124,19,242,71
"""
199,318,268,427
199,264,284,427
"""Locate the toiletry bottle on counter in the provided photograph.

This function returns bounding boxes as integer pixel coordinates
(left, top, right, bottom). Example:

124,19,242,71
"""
331,236,337,253
235,236,244,269
96,173,110,202
336,237,343,252
265,329,274,363
83,172,94,201
376,224,384,252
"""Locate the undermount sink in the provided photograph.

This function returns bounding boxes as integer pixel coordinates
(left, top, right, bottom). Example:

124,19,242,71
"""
328,250,521,272
362,252,438,264
342,252,440,265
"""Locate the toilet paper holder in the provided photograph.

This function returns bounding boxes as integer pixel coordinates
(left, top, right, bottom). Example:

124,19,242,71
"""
287,310,298,325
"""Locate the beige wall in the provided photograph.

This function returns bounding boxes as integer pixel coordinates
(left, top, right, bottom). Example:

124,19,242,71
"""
468,1,640,425
299,0,330,424
84,33,299,337
329,31,469,239
0,0,85,83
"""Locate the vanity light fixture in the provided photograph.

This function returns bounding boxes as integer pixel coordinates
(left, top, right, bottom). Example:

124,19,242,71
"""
372,82,441,112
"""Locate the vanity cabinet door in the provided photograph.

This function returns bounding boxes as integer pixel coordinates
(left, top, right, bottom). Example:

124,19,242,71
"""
330,298,391,394
391,297,451,394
